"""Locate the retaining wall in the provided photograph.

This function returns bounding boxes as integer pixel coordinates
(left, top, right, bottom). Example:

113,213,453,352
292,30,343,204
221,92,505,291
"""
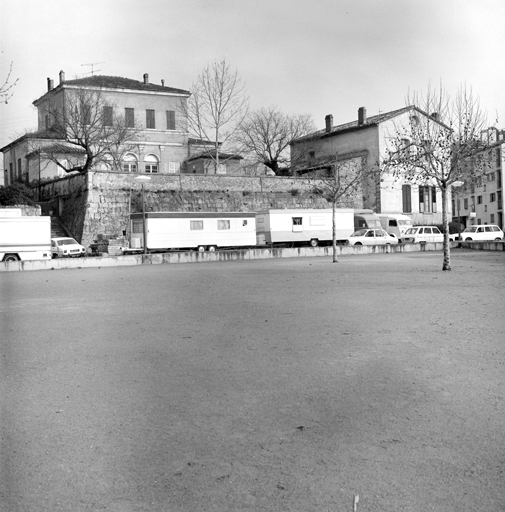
35,171,360,248
5,241,501,272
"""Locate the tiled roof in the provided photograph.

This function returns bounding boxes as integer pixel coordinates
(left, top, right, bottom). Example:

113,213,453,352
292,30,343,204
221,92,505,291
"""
294,105,450,143
26,142,86,158
187,150,243,162
33,75,190,105
0,129,65,152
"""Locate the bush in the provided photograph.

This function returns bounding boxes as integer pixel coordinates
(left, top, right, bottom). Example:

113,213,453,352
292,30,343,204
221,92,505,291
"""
0,183,35,206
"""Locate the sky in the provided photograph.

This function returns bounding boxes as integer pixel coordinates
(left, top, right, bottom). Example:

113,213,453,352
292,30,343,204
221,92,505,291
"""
1,0,505,168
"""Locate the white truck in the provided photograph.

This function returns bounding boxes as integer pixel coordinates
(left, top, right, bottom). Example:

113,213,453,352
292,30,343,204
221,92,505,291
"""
378,213,413,242
0,209,52,262
255,208,355,247
353,209,382,230
129,211,257,252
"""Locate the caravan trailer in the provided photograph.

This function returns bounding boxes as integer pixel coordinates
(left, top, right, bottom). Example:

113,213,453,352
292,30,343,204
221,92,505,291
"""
130,212,256,252
353,209,382,229
255,208,355,247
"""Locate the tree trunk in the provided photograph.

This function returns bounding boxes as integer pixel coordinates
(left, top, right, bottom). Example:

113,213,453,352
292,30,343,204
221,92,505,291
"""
441,186,451,271
332,198,338,263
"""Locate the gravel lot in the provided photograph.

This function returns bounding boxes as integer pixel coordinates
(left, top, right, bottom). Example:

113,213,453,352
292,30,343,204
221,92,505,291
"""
1,250,504,511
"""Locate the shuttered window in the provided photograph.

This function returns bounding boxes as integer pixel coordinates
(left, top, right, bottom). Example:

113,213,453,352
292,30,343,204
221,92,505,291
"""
166,110,175,130
146,109,155,129
402,185,412,213
125,108,135,127
103,106,113,127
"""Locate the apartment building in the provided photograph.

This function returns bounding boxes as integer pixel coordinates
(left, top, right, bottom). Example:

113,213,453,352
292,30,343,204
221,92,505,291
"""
2,71,191,185
452,127,504,229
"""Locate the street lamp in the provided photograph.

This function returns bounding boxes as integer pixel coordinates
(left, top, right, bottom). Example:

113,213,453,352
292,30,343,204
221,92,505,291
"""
134,175,151,254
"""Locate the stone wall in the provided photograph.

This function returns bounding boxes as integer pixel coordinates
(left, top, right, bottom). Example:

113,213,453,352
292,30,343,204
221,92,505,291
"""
35,171,358,248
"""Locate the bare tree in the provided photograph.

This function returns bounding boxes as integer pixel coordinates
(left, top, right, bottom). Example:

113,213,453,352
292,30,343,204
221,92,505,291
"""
313,154,377,263
45,88,140,174
381,83,493,271
0,59,19,104
236,106,315,175
182,59,249,172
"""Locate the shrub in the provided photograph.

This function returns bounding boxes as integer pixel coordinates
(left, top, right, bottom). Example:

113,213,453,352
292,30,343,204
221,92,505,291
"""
0,183,36,206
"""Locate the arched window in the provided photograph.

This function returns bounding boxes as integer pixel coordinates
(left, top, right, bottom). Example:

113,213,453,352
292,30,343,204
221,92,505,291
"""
144,154,159,173
123,153,138,173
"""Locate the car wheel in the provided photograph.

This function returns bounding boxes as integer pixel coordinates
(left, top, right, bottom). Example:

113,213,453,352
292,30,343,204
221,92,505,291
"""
208,245,217,252
465,238,472,241
52,253,58,259
354,242,362,246
197,245,205,252
3,254,19,262
494,238,501,241
309,238,319,248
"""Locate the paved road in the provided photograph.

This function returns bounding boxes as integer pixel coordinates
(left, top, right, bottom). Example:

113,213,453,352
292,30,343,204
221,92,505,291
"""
1,251,505,511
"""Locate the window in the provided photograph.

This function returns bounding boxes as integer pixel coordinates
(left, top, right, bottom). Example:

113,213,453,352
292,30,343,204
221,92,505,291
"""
491,214,495,223
132,219,143,233
45,114,50,130
123,153,138,173
401,138,411,157
487,172,495,182
477,195,483,204
9,162,13,183
464,198,468,209
497,172,502,188
125,108,135,127
82,105,91,125
146,109,155,129
217,220,230,230
498,190,502,207
103,106,113,127
144,154,159,173
402,185,412,213
168,162,180,174
419,186,436,213
490,192,496,202
190,221,203,230
292,217,302,226
17,158,22,179
496,148,502,168
166,110,175,130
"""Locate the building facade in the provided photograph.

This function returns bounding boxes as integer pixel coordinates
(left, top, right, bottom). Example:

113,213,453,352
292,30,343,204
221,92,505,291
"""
452,127,504,229
2,71,191,185
290,106,453,225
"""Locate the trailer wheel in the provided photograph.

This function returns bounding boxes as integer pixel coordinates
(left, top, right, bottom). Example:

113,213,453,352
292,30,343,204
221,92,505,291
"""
3,254,20,262
197,245,206,252
208,245,217,252
309,238,319,248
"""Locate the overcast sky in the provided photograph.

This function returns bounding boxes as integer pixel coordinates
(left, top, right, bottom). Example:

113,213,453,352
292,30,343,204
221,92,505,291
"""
1,0,505,154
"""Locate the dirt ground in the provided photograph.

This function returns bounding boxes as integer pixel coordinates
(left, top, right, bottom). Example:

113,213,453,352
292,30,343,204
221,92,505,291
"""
1,250,505,512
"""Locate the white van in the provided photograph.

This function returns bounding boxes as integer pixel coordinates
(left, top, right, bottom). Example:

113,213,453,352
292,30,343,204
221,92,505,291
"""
378,214,413,242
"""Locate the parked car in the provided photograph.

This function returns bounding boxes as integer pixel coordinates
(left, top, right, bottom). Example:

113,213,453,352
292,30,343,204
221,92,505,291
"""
51,237,86,258
403,226,444,244
457,225,504,241
347,228,399,246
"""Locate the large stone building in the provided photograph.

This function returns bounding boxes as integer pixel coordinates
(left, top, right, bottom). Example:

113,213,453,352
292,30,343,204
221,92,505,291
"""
2,71,191,185
290,106,453,225
452,127,504,229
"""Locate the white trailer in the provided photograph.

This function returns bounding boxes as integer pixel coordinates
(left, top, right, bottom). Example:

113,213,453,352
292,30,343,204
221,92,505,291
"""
255,208,355,247
130,212,257,252
0,214,52,262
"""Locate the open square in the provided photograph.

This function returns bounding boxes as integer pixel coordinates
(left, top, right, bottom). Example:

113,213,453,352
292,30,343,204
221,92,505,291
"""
1,251,504,511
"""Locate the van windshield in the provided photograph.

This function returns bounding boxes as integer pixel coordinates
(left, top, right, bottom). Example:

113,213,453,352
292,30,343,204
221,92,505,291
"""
463,227,477,233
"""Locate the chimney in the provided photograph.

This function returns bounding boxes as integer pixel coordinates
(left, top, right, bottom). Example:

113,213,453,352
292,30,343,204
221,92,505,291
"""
325,114,333,133
143,73,149,84
59,70,65,84
161,79,165,87
47,78,54,91
358,107,366,126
